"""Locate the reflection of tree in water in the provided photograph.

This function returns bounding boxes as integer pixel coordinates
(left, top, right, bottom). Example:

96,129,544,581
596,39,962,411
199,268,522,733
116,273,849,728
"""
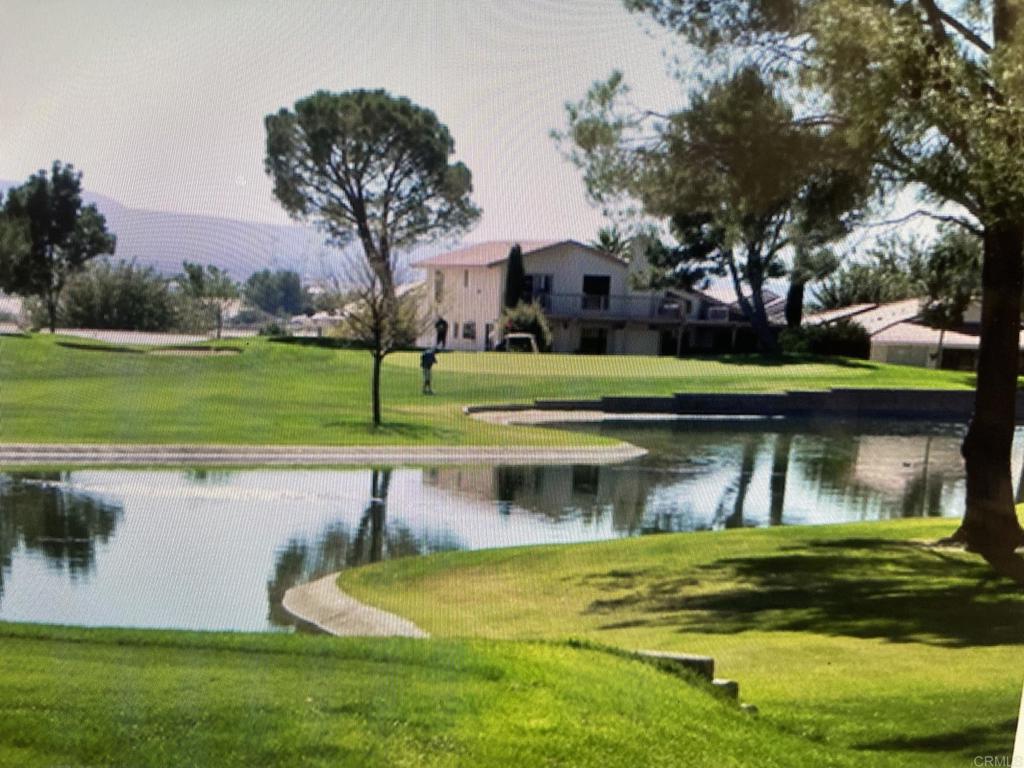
183,469,234,485
0,473,123,600
266,470,455,628
710,436,760,530
793,433,959,519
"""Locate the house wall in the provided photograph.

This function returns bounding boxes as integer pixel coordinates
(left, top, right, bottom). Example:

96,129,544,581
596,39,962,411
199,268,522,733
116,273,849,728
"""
416,264,504,350
870,342,936,368
523,243,629,297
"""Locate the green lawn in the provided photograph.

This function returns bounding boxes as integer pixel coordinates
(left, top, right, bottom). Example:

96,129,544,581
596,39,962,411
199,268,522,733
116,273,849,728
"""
0,333,975,446
340,519,1024,767
0,623,895,768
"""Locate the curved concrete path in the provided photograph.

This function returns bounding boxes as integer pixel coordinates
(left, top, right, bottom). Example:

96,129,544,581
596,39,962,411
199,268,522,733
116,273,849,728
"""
0,442,646,467
282,574,427,637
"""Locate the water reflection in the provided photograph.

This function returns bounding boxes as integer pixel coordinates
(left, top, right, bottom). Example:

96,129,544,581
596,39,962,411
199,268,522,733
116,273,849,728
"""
0,473,122,597
0,420,1018,632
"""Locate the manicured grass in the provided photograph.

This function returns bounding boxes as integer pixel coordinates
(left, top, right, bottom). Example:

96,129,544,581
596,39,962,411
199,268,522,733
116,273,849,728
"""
340,519,1024,767
0,333,975,446
0,623,893,767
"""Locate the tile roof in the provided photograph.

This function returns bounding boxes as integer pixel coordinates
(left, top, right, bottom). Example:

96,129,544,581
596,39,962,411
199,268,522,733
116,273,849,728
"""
871,321,1024,349
414,240,564,268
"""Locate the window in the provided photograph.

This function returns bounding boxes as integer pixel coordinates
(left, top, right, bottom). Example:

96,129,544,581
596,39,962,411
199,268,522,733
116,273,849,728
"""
434,270,444,303
523,273,552,296
462,321,476,340
463,270,469,288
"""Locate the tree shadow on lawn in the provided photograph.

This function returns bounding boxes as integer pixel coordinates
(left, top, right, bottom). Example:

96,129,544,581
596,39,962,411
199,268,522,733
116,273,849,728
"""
320,417,445,442
582,538,1024,647
709,353,877,370
856,719,1018,760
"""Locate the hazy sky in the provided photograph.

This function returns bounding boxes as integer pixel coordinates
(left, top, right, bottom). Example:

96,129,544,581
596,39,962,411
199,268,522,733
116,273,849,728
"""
0,0,684,242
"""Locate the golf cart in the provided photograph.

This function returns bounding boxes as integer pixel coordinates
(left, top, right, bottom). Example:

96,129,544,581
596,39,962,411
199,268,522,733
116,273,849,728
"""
494,332,539,353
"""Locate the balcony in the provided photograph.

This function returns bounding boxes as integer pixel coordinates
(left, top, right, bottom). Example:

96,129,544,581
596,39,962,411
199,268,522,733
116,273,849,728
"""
533,292,688,322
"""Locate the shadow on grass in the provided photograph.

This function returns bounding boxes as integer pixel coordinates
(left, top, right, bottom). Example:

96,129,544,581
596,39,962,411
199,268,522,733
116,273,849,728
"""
321,418,443,441
857,719,1017,759
583,538,1024,647
55,341,144,354
708,353,877,370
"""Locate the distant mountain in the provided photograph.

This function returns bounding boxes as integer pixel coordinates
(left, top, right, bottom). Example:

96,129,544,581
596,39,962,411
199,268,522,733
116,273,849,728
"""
0,183,358,282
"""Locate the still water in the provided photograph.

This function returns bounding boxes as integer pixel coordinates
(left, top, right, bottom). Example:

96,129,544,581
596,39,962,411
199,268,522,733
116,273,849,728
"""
1,420,1021,632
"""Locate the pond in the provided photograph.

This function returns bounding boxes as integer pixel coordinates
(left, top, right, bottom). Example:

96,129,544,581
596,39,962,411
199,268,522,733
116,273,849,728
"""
2,419,1022,633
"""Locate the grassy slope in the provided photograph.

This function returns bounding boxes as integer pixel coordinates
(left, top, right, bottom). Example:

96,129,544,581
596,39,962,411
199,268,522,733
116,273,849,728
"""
0,623,892,768
340,519,1024,767
0,334,974,446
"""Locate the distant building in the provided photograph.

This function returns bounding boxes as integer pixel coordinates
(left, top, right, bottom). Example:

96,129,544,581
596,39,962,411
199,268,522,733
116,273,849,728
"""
804,298,1024,370
414,239,785,355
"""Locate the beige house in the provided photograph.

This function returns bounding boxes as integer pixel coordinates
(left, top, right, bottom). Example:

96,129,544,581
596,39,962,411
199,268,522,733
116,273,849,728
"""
415,239,780,355
804,297,1024,370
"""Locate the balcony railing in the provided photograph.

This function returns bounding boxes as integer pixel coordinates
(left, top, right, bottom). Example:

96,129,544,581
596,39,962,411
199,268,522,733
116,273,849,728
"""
531,292,688,321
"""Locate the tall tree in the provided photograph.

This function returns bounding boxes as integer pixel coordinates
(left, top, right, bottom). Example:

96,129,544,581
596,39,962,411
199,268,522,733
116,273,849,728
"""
265,89,480,426
559,67,866,352
177,262,239,338
625,0,1024,577
503,243,526,309
0,162,116,332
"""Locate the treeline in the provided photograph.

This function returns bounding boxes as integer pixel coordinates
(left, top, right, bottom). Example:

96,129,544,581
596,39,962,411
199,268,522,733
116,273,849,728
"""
19,261,335,335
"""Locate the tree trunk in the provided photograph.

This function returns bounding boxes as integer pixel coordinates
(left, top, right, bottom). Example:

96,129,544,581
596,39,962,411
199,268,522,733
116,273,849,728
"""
785,281,804,329
726,251,778,354
46,290,56,334
954,220,1024,576
769,433,792,526
371,352,383,427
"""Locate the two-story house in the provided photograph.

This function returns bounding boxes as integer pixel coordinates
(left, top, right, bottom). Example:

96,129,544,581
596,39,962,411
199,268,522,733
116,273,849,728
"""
415,240,783,355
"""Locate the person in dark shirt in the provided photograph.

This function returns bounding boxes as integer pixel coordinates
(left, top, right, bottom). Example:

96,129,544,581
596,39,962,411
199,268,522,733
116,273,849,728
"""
434,317,449,349
420,347,438,394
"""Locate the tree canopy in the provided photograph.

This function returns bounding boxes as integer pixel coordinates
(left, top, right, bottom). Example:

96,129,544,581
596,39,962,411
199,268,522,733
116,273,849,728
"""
559,66,866,351
264,89,480,426
621,0,1024,575
0,162,116,332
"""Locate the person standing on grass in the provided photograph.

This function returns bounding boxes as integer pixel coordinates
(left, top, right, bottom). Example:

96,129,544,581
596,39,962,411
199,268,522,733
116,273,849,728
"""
420,347,438,394
434,317,449,349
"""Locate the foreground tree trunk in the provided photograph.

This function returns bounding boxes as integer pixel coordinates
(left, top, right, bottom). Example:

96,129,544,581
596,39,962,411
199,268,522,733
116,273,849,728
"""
371,351,383,427
954,221,1024,578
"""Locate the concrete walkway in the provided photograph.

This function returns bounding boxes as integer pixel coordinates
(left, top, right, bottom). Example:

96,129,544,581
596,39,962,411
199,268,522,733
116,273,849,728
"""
469,408,684,426
282,574,428,637
0,442,646,467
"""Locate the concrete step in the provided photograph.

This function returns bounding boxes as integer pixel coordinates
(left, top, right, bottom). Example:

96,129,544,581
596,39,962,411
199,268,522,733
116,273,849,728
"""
634,650,714,681
712,678,740,700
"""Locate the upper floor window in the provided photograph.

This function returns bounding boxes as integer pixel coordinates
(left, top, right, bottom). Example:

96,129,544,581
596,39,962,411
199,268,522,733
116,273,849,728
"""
434,270,444,303
463,269,469,288
524,274,553,296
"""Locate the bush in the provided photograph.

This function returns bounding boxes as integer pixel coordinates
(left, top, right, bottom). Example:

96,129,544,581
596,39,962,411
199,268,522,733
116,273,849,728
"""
780,320,871,359
58,260,178,331
500,301,552,351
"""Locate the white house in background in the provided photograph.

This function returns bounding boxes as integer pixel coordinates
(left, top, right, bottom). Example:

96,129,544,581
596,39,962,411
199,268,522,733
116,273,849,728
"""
804,297,1024,370
414,239,785,355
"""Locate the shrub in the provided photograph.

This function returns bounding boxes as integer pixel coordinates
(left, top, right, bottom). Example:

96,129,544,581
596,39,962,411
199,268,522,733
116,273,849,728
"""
780,320,871,359
59,260,178,331
499,301,552,351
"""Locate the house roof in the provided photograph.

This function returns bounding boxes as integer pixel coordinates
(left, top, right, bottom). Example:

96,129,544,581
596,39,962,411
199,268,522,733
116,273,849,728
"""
871,322,989,349
803,303,877,327
414,240,624,268
804,298,922,336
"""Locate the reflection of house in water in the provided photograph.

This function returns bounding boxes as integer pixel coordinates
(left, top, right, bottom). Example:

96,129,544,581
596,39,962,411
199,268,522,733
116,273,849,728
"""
422,465,651,533
796,433,964,518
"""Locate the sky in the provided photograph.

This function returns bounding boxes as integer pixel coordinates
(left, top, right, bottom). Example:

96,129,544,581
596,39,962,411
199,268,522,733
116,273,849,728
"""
0,0,685,243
